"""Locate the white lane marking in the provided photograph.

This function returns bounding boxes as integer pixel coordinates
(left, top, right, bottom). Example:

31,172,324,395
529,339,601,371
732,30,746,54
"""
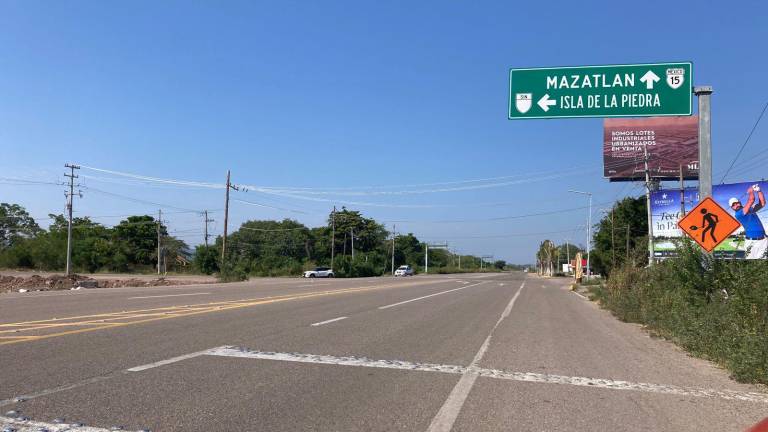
205,346,768,404
310,316,348,327
571,290,588,300
0,373,123,408
0,415,126,431
128,292,211,299
427,281,525,432
126,349,211,372
377,282,485,310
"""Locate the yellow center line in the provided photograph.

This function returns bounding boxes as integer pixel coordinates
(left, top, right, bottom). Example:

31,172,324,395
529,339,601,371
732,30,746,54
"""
0,279,450,346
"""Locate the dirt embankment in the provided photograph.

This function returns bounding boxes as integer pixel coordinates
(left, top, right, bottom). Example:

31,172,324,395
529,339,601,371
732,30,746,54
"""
0,274,211,294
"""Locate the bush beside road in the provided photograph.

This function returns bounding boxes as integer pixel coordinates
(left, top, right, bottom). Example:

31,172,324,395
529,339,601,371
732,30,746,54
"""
585,240,768,385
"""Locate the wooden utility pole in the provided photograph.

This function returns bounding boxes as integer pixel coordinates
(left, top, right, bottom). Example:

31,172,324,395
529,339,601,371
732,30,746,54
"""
679,165,686,217
203,210,214,247
331,206,336,268
610,208,616,269
64,164,81,276
391,224,395,275
221,170,239,264
157,209,162,275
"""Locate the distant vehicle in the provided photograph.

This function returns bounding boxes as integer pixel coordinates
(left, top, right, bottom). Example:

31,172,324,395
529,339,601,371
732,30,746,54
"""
394,265,414,276
303,267,334,278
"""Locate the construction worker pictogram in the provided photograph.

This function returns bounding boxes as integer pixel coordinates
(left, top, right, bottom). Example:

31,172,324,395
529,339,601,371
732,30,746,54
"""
678,197,741,252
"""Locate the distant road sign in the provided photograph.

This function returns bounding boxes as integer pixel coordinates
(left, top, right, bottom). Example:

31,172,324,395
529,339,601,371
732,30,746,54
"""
508,62,692,119
678,197,740,252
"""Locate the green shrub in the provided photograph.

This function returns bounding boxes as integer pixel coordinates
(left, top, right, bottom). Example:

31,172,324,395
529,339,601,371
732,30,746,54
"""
590,239,768,384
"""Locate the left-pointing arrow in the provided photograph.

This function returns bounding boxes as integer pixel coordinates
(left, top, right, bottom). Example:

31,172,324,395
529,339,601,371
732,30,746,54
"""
537,94,556,112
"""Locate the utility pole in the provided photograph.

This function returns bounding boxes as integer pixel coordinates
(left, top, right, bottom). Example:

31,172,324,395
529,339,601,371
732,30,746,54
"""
643,143,654,266
64,164,81,276
350,227,354,259
331,206,336,268
425,244,429,274
626,223,631,262
565,240,570,273
679,165,686,217
391,224,396,275
157,209,162,275
203,210,214,247
610,208,616,269
695,86,713,199
221,170,239,264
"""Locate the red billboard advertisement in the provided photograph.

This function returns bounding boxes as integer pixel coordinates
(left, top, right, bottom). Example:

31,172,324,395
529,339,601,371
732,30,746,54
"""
603,116,699,181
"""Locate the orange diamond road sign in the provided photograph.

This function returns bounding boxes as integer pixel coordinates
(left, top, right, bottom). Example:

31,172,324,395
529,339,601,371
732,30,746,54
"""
678,197,741,252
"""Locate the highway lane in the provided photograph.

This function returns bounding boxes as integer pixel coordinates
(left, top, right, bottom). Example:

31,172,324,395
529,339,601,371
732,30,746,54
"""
1,272,766,431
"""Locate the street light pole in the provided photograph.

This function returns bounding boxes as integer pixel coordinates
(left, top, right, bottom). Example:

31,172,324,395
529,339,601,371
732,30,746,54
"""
569,190,592,279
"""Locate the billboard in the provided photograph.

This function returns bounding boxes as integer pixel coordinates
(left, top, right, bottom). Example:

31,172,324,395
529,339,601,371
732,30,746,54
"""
651,181,768,259
604,116,699,181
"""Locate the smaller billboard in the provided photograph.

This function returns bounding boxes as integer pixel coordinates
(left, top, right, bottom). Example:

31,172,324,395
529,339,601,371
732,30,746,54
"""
604,116,699,181
651,181,768,259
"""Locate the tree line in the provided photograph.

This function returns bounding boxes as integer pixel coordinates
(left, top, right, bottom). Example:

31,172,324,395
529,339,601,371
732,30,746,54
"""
0,203,507,277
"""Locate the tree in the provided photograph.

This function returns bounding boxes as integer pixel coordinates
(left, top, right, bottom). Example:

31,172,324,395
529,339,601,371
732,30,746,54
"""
0,203,41,249
536,240,558,276
194,245,219,275
591,197,647,276
113,216,166,268
493,260,506,270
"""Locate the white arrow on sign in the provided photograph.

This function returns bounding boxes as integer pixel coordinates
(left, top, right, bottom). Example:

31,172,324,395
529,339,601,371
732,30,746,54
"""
537,94,557,112
639,70,660,90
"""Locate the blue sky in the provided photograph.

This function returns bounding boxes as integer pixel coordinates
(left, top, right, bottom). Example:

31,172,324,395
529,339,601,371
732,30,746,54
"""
1,0,766,263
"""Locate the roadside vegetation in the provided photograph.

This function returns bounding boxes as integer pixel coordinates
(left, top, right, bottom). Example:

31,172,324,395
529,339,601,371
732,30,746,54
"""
1,203,510,280
545,196,768,385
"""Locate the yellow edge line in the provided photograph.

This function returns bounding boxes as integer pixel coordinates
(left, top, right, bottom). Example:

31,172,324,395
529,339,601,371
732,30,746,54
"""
0,279,448,346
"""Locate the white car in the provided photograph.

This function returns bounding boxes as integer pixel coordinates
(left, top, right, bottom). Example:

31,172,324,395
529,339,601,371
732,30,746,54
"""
394,265,414,276
303,267,335,278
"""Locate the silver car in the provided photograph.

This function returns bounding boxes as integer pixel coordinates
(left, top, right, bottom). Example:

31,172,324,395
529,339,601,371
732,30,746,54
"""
394,265,414,276
303,267,335,278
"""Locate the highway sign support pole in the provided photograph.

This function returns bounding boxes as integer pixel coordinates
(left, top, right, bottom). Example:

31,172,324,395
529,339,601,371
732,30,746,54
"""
425,244,428,274
695,86,713,199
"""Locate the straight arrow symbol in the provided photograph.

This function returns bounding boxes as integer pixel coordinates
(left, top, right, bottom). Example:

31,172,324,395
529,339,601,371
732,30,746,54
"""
640,70,661,90
537,94,556,112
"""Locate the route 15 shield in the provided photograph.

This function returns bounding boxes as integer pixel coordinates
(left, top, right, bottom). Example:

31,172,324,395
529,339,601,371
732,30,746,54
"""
515,93,532,114
666,68,685,90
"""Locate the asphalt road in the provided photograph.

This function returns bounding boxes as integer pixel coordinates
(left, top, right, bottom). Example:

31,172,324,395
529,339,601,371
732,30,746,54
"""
1,272,765,431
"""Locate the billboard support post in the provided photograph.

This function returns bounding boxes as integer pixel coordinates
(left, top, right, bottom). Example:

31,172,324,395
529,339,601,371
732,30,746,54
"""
695,86,713,199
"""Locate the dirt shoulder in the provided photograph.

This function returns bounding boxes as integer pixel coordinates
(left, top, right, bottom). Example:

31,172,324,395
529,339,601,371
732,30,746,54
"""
0,271,216,294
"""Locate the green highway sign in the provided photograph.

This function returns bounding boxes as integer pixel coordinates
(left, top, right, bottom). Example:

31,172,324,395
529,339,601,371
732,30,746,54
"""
508,62,692,119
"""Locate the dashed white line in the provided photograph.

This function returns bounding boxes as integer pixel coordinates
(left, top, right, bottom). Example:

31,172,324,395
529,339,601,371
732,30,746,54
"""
377,282,485,310
128,292,211,299
427,281,525,432
310,316,348,327
126,349,211,372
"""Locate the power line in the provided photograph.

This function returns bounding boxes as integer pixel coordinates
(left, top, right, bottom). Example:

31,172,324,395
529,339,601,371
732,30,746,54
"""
719,101,768,184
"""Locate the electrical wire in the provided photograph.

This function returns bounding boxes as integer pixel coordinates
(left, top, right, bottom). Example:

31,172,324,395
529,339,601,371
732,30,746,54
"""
719,101,768,184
